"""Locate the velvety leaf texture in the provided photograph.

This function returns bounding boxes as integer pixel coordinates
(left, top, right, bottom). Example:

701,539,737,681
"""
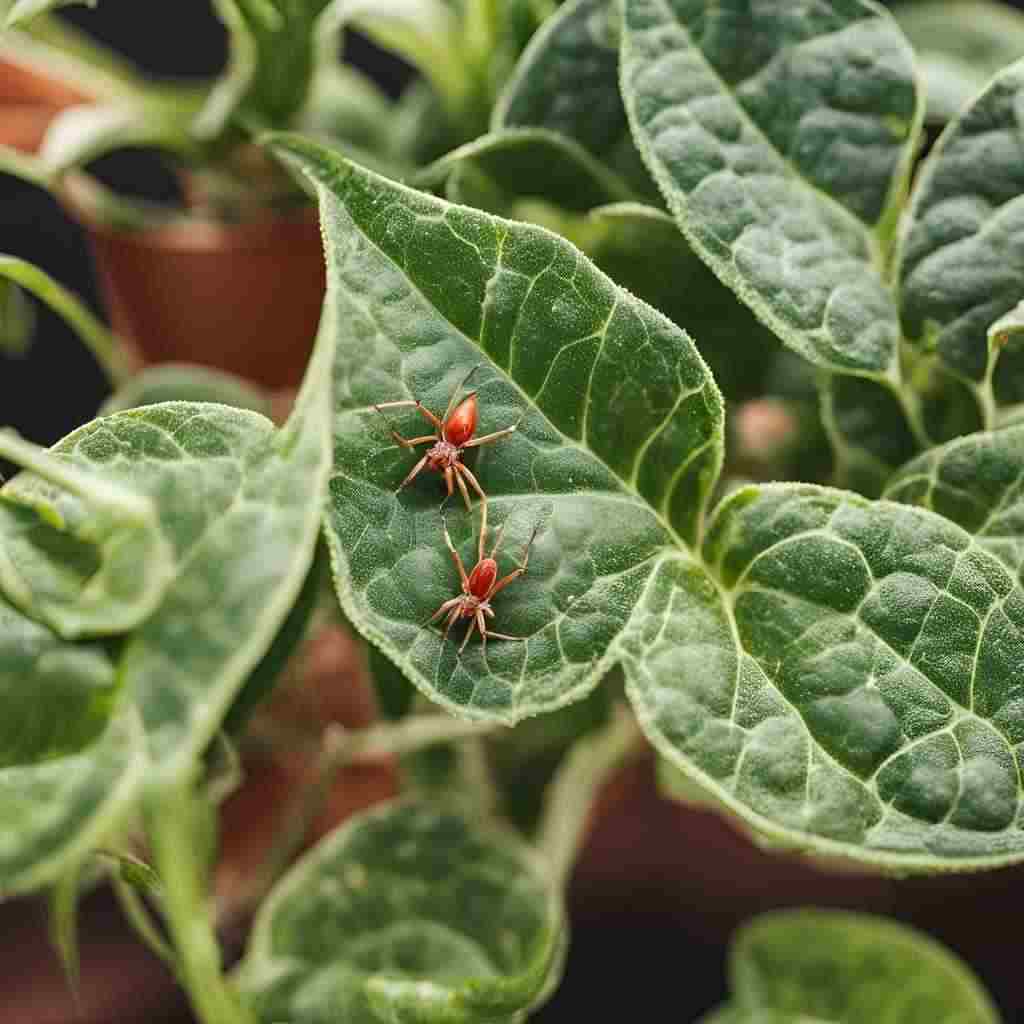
631,483,1024,868
621,0,921,377
238,800,565,1024
274,136,723,725
494,0,656,198
898,57,1024,386
885,425,1024,584
730,910,1000,1023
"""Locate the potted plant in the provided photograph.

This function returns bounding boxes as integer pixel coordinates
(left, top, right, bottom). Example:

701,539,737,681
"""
6,0,1024,1021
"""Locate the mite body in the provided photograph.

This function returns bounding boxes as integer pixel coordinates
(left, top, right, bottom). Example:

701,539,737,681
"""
374,365,518,511
428,511,539,653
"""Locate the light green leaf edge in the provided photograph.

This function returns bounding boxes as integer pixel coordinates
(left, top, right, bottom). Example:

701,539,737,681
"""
619,0,924,384
99,363,271,417
730,909,1001,1024
5,0,95,28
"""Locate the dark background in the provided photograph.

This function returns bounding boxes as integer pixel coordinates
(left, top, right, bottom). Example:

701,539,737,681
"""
3,3,1024,1022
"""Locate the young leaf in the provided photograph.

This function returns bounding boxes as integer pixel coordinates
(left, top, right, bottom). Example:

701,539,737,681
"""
269,135,724,725
0,278,35,357
884,424,1024,582
620,0,922,378
895,0,1024,123
898,57,1024,393
629,482,1024,869
729,910,1000,1023
494,0,656,199
0,430,177,639
237,800,565,1024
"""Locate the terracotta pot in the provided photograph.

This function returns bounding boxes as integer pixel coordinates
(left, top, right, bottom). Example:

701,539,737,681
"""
74,206,326,390
0,56,93,153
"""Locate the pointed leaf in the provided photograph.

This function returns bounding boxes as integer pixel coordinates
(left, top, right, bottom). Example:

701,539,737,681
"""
898,57,1024,389
270,136,723,724
238,800,565,1024
621,0,922,377
895,0,1024,123
630,482,1024,869
730,910,1000,1023
885,424,1024,583
494,0,656,198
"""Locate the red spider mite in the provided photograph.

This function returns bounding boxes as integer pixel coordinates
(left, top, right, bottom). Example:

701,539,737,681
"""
427,510,540,654
374,364,518,510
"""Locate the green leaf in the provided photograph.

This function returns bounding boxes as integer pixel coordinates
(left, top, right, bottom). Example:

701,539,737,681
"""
494,0,656,198
416,128,636,212
237,800,565,1024
49,863,83,997
99,363,271,417
629,482,1024,869
885,424,1024,583
0,706,146,895
269,136,723,725
729,910,1000,1023
894,0,1024,123
5,0,95,27
0,430,177,639
620,0,922,378
0,593,117,767
897,57,1024,395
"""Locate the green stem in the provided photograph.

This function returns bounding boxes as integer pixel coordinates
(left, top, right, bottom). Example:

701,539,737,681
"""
0,255,132,386
110,868,180,974
536,705,641,888
146,780,255,1024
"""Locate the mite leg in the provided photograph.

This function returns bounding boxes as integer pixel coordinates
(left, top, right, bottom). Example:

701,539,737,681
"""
456,464,488,559
375,399,444,434
458,613,478,653
396,455,430,494
482,630,527,643
443,466,456,501
455,467,474,512
463,423,518,449
441,513,470,591
488,525,539,598
425,597,461,626
476,609,489,653
443,363,484,420
442,604,462,644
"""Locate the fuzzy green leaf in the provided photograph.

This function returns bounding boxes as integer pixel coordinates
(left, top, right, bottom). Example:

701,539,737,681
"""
898,57,1024,392
729,910,1000,1023
494,0,656,198
895,0,1024,123
620,0,922,378
271,136,723,725
631,482,1024,869
237,800,565,1024
885,424,1024,583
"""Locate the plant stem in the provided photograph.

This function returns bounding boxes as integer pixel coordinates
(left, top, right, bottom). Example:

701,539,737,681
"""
0,255,133,387
536,704,642,888
248,714,498,905
146,780,255,1024
110,868,180,974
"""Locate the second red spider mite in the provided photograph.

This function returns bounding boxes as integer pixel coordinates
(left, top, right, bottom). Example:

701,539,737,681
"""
374,364,537,653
